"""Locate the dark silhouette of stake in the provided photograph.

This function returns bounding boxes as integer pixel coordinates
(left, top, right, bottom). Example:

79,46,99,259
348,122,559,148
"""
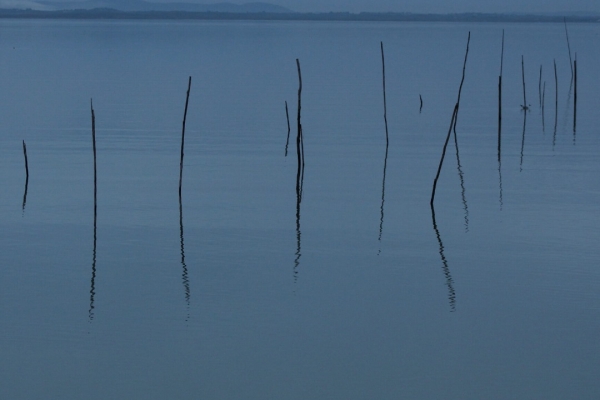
22,140,29,211
542,81,546,132
431,32,470,207
378,42,390,252
295,59,304,200
381,42,389,147
573,55,577,138
553,59,558,148
521,55,529,110
89,100,97,321
179,76,191,198
497,29,504,210
178,77,192,316
294,59,304,281
564,18,574,81
431,105,459,207
284,101,291,156
538,65,543,108
452,32,470,133
419,95,423,113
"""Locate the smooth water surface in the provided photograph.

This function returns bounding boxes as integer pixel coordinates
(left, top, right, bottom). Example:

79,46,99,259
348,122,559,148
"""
0,20,599,399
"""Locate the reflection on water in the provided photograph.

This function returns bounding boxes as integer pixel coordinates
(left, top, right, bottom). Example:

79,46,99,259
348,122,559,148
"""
453,124,469,232
179,194,190,318
89,204,97,321
430,205,456,311
520,110,527,172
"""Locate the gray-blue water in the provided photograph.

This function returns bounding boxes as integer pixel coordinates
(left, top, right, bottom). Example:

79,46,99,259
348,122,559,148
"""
1,19,599,399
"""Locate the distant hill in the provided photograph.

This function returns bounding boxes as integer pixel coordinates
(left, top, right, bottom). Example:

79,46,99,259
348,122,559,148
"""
30,1,293,13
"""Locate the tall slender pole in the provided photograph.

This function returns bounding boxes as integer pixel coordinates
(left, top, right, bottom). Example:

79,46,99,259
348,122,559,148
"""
431,32,470,207
521,55,528,110
295,59,304,199
381,41,389,147
564,18,574,81
538,65,543,108
89,99,97,321
573,55,577,137
22,140,29,211
553,59,558,147
284,101,291,156
179,76,192,198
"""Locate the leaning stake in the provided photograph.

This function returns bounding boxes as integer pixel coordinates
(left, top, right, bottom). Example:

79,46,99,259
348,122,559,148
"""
179,76,192,198
431,32,470,207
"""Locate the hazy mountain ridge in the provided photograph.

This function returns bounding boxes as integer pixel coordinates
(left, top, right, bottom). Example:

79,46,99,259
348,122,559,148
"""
1,0,292,13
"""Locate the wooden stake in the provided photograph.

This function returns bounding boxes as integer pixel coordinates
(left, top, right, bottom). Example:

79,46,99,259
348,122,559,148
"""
381,41,389,147
431,32,470,207
179,76,192,198
284,100,291,156
573,55,577,135
296,59,304,199
521,55,528,110
564,18,574,81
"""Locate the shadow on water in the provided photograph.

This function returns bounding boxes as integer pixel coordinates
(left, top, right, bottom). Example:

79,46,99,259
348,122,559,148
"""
378,41,389,254
430,205,456,311
22,140,29,213
89,100,97,321
452,123,469,232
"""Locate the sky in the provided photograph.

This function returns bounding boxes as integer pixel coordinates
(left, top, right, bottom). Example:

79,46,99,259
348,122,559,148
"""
145,0,600,14
22,0,600,14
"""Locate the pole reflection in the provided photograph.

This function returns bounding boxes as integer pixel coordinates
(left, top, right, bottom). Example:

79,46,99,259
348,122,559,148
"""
430,204,456,311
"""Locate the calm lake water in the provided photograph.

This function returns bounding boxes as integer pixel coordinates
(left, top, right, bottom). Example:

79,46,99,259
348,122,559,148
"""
0,19,599,399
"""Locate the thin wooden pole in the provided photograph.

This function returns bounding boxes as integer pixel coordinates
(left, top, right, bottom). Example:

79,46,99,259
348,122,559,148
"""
542,81,546,131
453,31,471,132
431,32,470,207
179,76,192,198
381,41,389,147
89,99,97,321
91,100,97,207
573,55,577,135
22,140,29,181
22,140,29,211
498,29,504,161
538,65,543,108
564,18,574,81
295,59,304,199
431,104,459,207
284,101,291,156
521,55,528,110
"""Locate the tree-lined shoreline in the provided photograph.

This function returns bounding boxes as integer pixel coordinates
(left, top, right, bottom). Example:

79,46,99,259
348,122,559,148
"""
0,9,598,23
